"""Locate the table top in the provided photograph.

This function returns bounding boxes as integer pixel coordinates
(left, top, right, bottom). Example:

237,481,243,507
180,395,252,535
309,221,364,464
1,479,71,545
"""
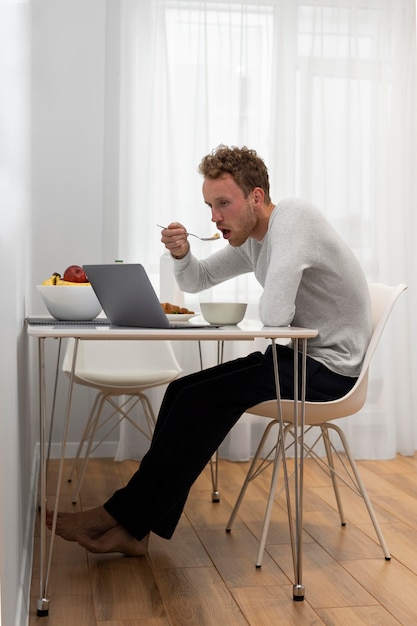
26,317,318,341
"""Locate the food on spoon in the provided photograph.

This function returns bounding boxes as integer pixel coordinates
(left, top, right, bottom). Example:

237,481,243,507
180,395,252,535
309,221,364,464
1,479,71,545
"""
161,302,195,314
212,232,220,239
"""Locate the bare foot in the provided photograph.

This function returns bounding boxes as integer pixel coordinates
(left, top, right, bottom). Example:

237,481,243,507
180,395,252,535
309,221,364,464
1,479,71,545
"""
46,506,118,542
77,526,150,556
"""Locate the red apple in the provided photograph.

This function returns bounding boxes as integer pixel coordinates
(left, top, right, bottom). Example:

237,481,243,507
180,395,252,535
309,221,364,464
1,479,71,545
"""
63,265,88,283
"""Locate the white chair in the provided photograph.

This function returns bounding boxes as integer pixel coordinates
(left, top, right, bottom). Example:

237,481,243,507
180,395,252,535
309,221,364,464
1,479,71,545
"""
226,282,407,567
63,338,182,502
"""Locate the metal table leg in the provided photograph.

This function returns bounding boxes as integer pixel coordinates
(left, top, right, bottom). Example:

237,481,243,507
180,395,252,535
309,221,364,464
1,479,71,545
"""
292,337,307,600
36,337,79,616
265,337,307,600
36,337,49,617
201,339,224,503
46,338,63,477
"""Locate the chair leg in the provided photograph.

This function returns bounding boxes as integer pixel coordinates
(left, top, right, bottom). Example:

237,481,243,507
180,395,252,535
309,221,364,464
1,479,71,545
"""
226,419,279,531
67,392,104,483
210,450,220,502
320,425,346,526
104,394,155,442
325,422,391,560
255,427,288,567
137,393,158,439
71,394,108,503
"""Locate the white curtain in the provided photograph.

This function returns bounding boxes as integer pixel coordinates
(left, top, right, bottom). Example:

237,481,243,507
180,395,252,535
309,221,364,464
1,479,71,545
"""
114,0,417,461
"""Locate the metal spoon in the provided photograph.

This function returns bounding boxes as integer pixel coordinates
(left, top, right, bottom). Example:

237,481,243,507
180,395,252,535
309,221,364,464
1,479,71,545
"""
157,224,221,241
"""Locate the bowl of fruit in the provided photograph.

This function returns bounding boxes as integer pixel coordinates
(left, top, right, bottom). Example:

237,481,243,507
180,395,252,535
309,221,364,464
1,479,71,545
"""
37,265,102,321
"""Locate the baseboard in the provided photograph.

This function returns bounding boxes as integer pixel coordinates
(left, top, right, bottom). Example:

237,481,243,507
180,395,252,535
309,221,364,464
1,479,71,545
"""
14,448,39,626
47,440,119,459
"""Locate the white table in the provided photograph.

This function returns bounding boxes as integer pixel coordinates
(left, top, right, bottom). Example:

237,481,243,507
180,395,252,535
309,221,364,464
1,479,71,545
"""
27,319,318,616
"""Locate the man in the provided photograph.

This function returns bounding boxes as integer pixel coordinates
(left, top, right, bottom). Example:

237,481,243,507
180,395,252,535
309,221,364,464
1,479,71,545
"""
48,145,371,555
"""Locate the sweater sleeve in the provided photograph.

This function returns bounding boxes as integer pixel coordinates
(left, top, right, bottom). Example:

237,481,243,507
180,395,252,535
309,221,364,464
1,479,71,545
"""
173,245,253,293
258,204,316,326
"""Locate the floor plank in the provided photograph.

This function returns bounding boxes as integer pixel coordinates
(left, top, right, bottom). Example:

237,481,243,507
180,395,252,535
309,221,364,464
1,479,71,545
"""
231,585,325,626
315,605,402,626
88,554,166,622
152,566,248,626
341,558,417,625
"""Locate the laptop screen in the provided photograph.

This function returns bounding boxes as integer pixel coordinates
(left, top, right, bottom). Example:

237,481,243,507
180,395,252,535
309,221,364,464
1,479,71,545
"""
83,264,172,328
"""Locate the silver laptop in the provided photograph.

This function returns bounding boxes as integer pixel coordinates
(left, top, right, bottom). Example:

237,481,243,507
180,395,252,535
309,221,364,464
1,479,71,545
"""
83,263,213,329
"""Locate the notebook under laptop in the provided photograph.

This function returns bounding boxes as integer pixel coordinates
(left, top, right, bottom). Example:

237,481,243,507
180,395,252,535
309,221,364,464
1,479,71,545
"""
83,263,214,329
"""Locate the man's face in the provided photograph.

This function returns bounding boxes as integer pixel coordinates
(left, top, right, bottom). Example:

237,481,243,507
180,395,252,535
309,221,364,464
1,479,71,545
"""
202,174,257,247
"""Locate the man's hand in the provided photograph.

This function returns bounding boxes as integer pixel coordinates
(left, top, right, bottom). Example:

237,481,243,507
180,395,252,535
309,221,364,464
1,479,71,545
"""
160,222,190,259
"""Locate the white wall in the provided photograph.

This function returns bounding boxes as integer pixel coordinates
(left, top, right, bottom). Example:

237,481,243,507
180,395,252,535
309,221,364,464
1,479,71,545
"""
32,0,106,283
0,1,34,624
0,1,120,623
31,0,121,452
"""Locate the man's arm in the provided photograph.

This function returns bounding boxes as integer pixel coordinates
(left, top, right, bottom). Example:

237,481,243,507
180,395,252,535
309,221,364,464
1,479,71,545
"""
174,245,253,293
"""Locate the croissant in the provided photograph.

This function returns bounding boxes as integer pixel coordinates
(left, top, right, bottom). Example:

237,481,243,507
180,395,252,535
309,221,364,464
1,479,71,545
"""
161,302,195,314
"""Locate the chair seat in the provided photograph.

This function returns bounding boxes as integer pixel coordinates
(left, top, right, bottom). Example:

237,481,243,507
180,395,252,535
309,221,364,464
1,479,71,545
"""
72,368,182,391
247,372,368,426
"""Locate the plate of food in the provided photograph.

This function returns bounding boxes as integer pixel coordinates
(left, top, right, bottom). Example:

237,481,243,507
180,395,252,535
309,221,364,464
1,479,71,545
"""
161,302,198,322
166,313,198,322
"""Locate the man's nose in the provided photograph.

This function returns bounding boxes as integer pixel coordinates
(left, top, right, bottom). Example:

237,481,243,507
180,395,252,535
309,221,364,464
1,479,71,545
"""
211,208,222,222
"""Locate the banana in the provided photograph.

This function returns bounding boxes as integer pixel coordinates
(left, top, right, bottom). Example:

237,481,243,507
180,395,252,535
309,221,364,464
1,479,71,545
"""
42,273,61,285
55,277,90,286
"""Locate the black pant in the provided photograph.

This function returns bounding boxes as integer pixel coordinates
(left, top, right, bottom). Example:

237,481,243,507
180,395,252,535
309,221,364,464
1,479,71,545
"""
104,345,356,540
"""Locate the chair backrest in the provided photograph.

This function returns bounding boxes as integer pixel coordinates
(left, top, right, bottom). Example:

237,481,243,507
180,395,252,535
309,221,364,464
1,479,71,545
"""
62,338,182,383
248,282,407,423
361,283,407,383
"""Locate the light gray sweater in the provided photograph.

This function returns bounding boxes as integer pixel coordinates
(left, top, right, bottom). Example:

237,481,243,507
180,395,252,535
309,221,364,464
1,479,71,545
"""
174,198,372,377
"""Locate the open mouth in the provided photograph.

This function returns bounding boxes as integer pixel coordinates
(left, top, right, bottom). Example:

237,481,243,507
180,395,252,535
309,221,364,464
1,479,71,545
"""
220,228,231,239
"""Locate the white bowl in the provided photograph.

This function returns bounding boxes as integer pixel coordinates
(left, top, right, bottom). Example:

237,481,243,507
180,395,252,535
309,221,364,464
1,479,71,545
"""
37,285,102,321
200,302,247,325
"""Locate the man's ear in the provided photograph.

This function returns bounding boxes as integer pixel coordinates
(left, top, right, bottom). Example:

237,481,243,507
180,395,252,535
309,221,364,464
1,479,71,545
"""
252,187,265,207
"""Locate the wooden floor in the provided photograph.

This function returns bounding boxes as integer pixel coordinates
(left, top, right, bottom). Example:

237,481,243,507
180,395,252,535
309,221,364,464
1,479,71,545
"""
29,452,417,625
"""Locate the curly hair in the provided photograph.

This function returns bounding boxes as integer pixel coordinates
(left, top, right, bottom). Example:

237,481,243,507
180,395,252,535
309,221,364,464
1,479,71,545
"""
198,145,271,204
